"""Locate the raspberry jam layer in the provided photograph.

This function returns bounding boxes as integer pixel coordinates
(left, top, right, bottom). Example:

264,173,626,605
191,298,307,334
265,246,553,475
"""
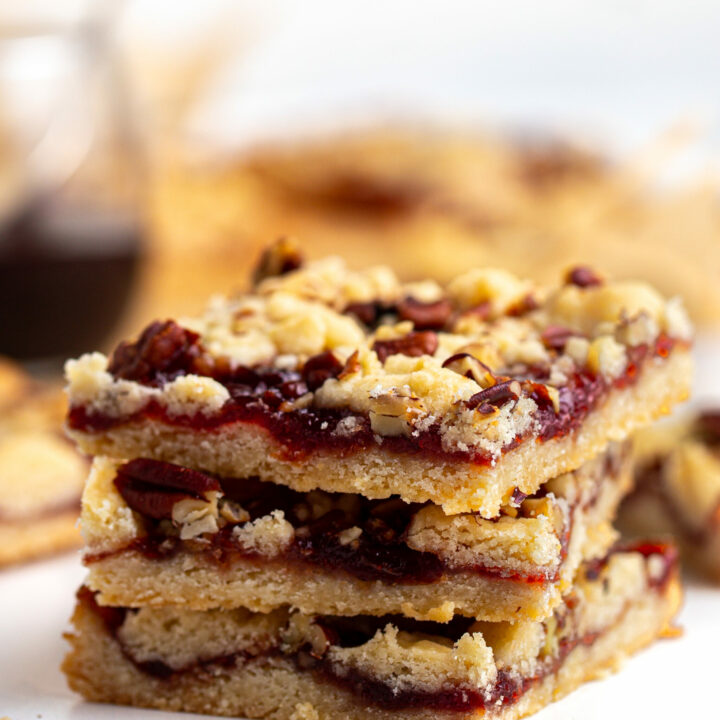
68,318,680,466
87,458,572,585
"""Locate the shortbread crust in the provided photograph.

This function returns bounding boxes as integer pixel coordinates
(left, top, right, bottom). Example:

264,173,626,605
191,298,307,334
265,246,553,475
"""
64,545,681,720
81,445,629,620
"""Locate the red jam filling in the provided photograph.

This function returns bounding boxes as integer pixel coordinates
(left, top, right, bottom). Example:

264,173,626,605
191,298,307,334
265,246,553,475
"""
68,318,681,467
91,458,565,585
80,541,672,714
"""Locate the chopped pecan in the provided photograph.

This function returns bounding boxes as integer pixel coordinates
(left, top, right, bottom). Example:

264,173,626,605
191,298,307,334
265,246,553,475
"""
252,237,303,285
373,331,438,362
465,380,521,412
108,320,204,384
118,459,220,496
338,350,361,380
565,266,603,288
113,477,182,520
344,300,394,328
397,296,453,330
540,325,577,351
507,293,540,317
302,351,344,391
526,381,560,414
442,353,494,388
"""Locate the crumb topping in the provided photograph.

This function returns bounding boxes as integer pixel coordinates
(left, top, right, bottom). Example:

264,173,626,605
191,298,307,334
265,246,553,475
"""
66,251,692,459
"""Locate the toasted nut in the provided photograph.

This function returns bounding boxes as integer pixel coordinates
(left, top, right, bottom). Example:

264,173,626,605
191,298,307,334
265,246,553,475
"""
587,335,627,379
615,312,659,347
368,391,425,436
373,331,439,362
252,237,303,285
337,526,362,545
172,491,221,540
442,353,495,389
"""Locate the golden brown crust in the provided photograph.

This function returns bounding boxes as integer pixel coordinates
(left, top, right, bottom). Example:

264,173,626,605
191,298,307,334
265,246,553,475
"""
81,445,629,620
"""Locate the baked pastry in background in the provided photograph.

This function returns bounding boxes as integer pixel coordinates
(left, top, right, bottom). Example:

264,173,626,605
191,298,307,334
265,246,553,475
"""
619,411,720,581
143,128,720,328
0,358,85,566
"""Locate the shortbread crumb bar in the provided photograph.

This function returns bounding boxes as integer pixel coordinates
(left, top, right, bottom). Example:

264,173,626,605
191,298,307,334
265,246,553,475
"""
66,246,691,516
63,543,681,720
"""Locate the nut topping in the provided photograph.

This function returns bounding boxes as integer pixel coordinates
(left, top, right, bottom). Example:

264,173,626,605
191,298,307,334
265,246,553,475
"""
397,296,453,330
465,380,521,413
252,237,304,286
442,353,495,389
108,320,204,385
373,331,438,362
565,266,603,288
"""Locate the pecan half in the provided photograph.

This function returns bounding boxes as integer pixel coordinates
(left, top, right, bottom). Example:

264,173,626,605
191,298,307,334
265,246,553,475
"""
119,459,220,496
108,320,204,384
565,266,603,288
397,296,453,330
114,460,220,520
373,331,438,362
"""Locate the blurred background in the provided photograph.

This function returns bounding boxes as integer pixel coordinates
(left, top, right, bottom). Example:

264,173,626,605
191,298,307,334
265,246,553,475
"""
1,0,719,368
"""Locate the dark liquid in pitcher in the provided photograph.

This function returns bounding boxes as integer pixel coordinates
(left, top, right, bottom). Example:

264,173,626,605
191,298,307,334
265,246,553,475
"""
0,196,142,361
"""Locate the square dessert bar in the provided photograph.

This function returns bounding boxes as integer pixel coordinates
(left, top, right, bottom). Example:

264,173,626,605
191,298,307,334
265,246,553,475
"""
64,544,681,720
0,359,85,566
65,245,692,516
620,411,720,580
80,442,630,622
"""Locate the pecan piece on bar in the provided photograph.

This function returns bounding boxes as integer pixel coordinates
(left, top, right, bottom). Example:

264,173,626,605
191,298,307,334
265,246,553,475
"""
252,237,304,285
108,320,203,384
442,353,494,388
565,266,603,288
373,331,438,362
397,296,453,330
540,324,577,351
119,458,220,496
114,459,221,521
465,380,521,413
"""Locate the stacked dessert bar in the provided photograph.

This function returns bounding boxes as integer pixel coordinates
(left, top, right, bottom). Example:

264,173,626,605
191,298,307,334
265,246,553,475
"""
63,244,691,719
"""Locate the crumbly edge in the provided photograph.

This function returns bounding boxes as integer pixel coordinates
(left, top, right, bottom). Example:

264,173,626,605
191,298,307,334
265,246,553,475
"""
69,348,691,516
63,573,681,720
0,511,81,567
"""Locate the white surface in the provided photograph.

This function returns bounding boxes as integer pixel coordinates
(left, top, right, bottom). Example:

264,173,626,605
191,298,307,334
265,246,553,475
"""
0,552,718,719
